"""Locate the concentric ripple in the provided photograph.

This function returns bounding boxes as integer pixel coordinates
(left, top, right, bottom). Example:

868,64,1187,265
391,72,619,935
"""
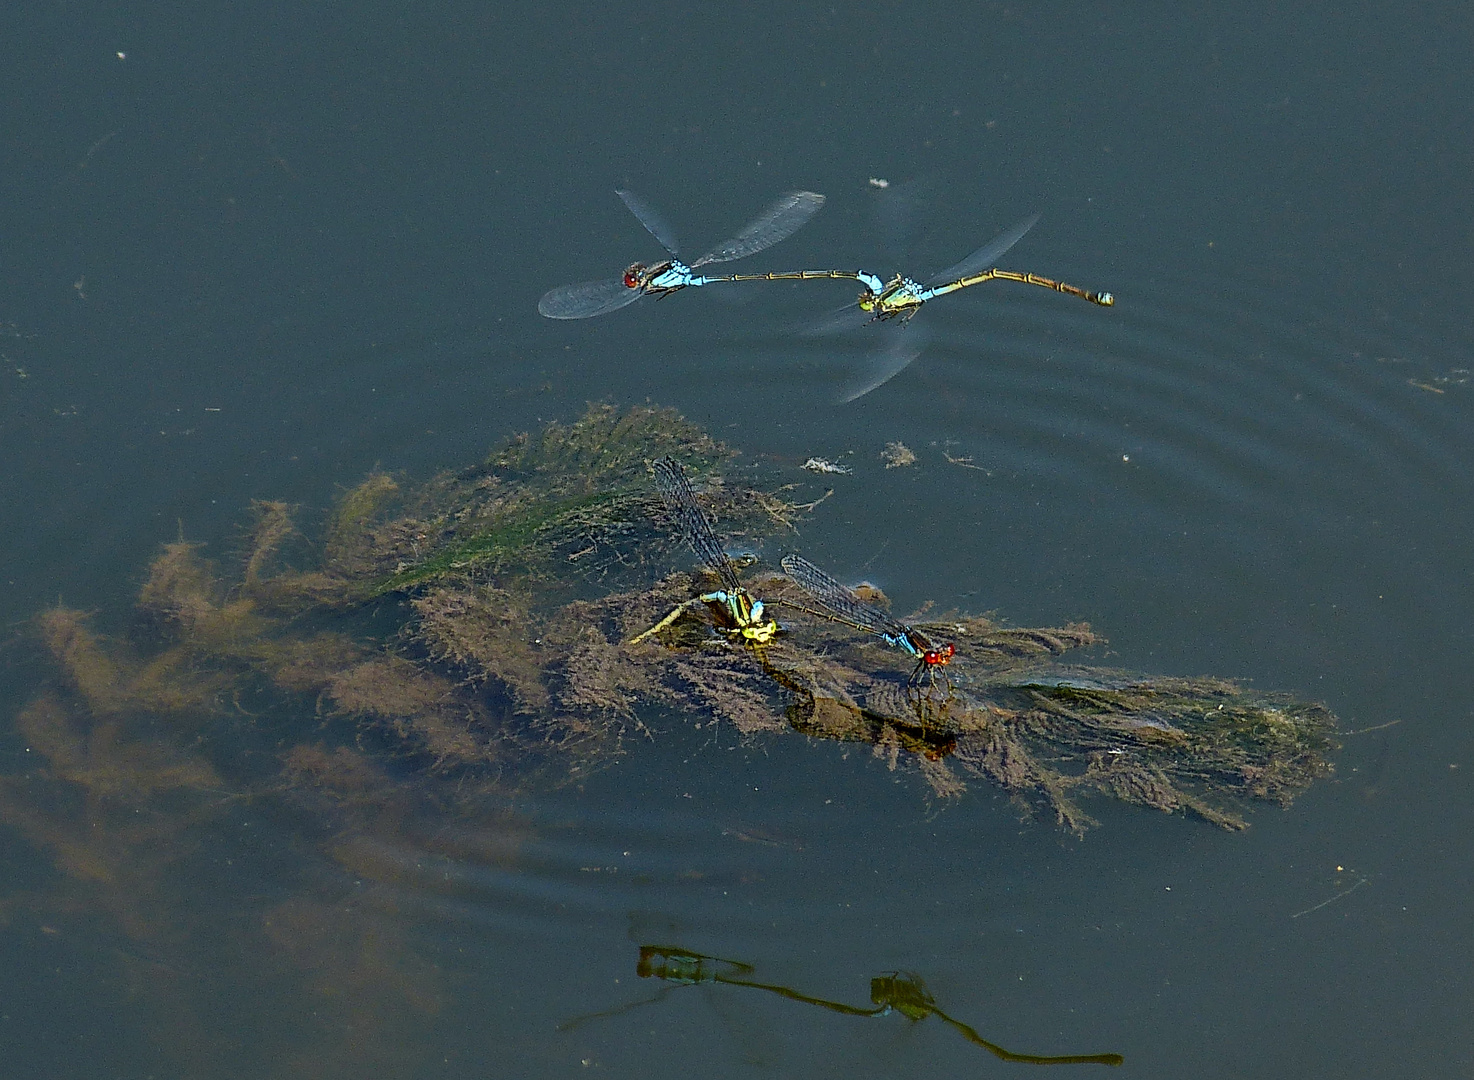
730,267,1474,537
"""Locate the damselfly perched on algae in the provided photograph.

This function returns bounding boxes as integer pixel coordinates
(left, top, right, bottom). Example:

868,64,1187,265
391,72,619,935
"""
629,456,779,645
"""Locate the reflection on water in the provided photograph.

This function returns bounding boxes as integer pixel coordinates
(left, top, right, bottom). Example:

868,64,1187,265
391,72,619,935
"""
563,944,1123,1067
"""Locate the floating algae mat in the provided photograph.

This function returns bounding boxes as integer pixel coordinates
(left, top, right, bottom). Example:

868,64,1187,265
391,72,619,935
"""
11,404,1335,835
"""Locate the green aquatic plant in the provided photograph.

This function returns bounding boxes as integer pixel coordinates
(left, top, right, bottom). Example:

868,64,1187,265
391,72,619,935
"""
295,402,746,602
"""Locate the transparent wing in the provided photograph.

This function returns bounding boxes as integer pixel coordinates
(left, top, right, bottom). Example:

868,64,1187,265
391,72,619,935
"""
690,191,825,268
801,300,874,338
779,555,908,638
616,189,681,255
538,277,644,319
923,213,1040,287
836,325,928,404
653,457,742,594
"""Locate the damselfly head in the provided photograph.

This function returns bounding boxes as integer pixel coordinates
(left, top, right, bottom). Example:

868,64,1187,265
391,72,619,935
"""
857,289,879,312
924,643,955,667
622,263,648,289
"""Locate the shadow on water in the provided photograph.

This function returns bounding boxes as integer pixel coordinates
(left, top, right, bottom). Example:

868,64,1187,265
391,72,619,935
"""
561,944,1123,1067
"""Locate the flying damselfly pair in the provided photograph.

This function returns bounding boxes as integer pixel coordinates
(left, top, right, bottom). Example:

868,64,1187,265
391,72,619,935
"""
538,188,1113,320
538,186,1114,400
631,456,956,690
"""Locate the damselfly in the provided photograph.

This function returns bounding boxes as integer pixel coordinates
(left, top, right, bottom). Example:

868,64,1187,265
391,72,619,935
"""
855,214,1114,322
539,189,826,319
630,457,778,645
779,554,954,685
809,215,1114,402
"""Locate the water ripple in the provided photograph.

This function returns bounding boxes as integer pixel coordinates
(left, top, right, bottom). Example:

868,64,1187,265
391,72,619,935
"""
334,780,845,945
743,269,1473,533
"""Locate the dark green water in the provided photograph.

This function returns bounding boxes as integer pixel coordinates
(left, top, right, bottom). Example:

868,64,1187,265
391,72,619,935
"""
3,4,1471,1076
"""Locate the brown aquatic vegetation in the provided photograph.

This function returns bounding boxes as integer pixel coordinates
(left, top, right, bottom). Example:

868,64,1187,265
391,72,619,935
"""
412,584,550,711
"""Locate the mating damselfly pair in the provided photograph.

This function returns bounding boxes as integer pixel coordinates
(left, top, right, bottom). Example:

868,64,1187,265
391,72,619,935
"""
538,187,1112,324
631,456,956,691
539,187,1114,401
